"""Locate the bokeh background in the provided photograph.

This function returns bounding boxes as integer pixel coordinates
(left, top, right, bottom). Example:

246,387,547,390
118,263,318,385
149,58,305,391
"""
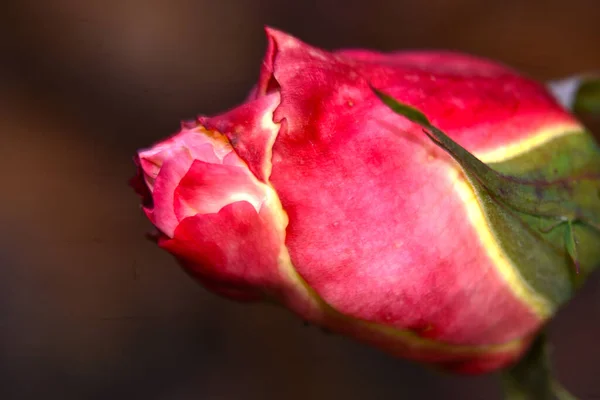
1,1,600,399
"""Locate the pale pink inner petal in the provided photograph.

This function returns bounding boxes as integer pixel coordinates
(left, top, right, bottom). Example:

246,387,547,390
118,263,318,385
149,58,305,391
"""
137,125,251,237
176,132,227,163
138,157,161,191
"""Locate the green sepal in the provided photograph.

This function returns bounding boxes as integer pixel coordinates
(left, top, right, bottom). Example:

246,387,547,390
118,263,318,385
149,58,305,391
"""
564,221,580,274
372,87,600,232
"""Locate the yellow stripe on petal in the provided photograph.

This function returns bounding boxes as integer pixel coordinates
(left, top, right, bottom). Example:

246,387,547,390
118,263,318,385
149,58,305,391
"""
259,94,281,180
447,167,553,319
263,174,531,358
278,244,528,356
258,124,574,357
477,123,583,163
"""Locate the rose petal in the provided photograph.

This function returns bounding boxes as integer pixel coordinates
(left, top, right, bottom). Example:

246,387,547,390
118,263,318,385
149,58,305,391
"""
148,147,194,237
264,28,544,345
129,155,153,208
159,201,285,299
199,93,281,182
139,129,224,169
173,159,266,221
335,49,516,77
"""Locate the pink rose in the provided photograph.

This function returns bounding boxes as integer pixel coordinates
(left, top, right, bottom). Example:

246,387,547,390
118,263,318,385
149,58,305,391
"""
132,28,600,374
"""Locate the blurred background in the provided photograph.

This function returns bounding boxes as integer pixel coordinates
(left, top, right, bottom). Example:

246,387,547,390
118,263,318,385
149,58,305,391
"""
1,1,599,399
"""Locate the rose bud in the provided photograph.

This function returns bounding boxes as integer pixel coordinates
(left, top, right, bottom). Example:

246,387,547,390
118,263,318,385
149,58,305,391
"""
131,27,600,374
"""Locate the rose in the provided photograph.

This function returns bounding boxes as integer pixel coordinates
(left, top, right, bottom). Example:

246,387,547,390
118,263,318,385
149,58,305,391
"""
131,27,600,374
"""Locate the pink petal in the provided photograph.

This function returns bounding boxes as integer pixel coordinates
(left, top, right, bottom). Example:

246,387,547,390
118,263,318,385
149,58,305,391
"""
199,93,281,182
149,147,194,237
264,28,544,345
136,126,243,236
158,201,285,300
335,49,517,77
173,159,265,222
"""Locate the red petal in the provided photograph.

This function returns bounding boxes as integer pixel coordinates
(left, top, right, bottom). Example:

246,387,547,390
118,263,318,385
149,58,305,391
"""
335,49,517,77
264,29,544,345
263,28,577,153
254,27,280,98
159,201,285,300
199,93,281,182
173,159,265,221
136,126,243,236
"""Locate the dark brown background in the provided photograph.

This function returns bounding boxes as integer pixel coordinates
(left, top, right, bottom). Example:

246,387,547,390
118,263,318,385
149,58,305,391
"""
1,1,599,399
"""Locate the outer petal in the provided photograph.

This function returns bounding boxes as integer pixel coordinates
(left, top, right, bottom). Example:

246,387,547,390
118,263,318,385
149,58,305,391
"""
198,93,281,182
262,28,562,346
335,49,518,77
130,155,153,208
159,201,283,301
159,194,536,373
158,195,328,320
339,52,581,162
145,147,194,236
